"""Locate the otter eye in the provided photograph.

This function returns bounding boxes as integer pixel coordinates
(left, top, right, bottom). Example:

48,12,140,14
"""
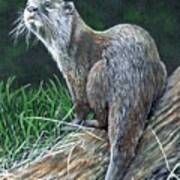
44,0,53,9
63,2,74,15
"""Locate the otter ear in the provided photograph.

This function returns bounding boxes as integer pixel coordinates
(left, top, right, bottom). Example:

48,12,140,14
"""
63,1,74,15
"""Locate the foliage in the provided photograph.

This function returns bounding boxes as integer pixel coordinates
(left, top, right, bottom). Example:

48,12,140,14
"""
0,77,73,169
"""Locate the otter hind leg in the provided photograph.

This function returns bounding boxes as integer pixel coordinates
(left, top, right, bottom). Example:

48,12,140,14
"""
86,60,108,129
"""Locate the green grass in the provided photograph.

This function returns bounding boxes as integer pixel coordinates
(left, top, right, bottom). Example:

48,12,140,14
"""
0,77,74,171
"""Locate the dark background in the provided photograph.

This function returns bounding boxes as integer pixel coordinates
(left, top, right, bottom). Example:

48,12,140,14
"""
0,0,180,85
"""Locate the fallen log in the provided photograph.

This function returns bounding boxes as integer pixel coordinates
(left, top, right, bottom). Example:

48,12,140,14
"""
1,67,180,180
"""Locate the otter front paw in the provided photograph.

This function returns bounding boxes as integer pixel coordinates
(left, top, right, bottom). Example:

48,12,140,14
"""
73,119,101,128
72,118,83,125
83,120,101,128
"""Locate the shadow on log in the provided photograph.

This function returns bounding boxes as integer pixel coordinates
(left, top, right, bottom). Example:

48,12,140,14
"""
1,68,180,180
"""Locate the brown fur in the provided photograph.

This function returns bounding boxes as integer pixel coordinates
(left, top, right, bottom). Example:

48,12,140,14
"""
23,1,167,179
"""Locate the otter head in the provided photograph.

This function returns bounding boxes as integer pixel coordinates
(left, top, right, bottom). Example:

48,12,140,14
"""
24,0,75,49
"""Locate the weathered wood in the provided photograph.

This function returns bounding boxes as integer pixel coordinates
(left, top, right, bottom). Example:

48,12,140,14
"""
1,67,180,180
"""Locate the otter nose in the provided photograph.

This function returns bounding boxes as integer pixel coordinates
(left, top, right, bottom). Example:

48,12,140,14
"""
27,6,38,13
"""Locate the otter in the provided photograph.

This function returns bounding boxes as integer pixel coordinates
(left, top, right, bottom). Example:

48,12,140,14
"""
16,0,167,179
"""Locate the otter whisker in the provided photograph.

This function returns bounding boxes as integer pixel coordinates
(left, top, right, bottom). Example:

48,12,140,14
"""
25,29,32,47
10,20,24,36
12,17,23,26
10,12,24,30
10,14,27,44
10,11,33,46
10,26,26,44
32,37,39,46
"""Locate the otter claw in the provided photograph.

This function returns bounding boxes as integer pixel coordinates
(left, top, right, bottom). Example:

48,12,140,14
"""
72,118,83,125
83,120,100,128
72,119,100,128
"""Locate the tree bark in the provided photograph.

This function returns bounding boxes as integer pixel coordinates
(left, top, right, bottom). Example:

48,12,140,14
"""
2,68,180,180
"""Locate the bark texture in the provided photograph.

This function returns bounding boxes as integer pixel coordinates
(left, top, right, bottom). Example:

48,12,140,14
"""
1,67,180,180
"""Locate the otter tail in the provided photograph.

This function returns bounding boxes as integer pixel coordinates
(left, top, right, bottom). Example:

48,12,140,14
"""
105,57,167,180
105,101,147,180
